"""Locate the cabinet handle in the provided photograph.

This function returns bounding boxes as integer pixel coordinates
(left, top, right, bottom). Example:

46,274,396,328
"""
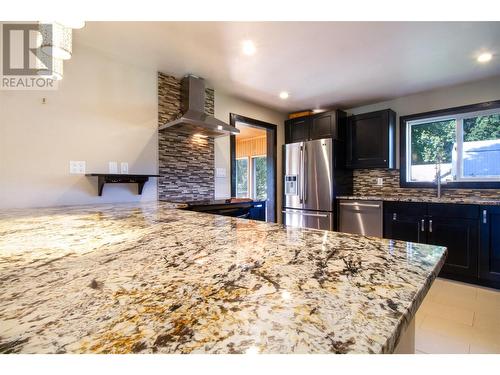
429,219,433,233
421,219,425,232
483,210,487,224
393,213,397,221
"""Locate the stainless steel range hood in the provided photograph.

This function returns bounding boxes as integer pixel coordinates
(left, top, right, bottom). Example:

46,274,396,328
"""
159,74,240,137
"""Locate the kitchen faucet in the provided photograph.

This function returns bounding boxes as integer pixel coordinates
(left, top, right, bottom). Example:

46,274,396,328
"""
434,151,443,199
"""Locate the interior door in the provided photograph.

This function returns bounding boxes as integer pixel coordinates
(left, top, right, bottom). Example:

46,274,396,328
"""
303,138,333,211
284,142,303,209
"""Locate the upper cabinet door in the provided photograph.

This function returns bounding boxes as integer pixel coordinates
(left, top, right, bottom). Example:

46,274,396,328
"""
310,111,336,140
285,117,311,144
346,109,396,169
285,110,347,144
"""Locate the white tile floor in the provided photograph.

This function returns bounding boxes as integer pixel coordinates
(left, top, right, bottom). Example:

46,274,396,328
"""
415,277,500,354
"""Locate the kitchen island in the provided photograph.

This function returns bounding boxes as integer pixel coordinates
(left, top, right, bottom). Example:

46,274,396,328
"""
0,202,446,354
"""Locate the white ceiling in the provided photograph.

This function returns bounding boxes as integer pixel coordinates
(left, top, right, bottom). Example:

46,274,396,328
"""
74,22,500,112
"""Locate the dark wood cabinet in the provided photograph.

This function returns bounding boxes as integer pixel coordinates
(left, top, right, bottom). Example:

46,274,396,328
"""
310,111,335,140
285,116,311,144
383,201,485,285
479,206,500,285
383,202,427,243
427,203,479,280
427,217,479,279
285,110,345,144
346,109,396,169
186,201,266,222
249,202,266,221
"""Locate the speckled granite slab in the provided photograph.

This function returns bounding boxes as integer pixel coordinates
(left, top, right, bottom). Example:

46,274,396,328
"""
0,202,446,354
337,195,500,206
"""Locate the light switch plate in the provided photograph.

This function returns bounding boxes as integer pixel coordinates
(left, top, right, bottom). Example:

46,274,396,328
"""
120,162,129,174
108,161,118,174
69,161,86,174
376,178,383,186
215,167,227,178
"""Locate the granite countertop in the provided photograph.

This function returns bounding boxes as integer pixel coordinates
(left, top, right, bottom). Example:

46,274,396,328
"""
337,195,500,206
0,202,446,354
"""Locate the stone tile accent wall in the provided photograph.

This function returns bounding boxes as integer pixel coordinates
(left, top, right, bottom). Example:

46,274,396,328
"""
158,72,215,201
353,169,499,200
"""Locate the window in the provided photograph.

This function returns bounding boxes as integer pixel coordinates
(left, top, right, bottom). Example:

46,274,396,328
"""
407,117,456,183
236,156,267,199
402,102,500,188
252,156,267,200
461,113,500,179
235,157,249,198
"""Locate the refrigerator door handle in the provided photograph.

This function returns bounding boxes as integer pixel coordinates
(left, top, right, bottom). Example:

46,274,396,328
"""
303,143,307,203
282,210,329,218
299,145,304,204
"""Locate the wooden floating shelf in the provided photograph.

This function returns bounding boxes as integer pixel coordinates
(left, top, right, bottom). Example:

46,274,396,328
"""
86,174,160,196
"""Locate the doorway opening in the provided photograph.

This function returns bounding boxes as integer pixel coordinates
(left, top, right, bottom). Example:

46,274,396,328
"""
230,114,277,223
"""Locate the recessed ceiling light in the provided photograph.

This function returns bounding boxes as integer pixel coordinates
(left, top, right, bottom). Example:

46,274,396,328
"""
312,109,324,113
279,91,289,100
477,52,492,63
242,40,256,56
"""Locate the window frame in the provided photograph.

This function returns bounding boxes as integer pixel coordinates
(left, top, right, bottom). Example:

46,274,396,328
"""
235,156,250,198
251,155,267,200
400,100,500,189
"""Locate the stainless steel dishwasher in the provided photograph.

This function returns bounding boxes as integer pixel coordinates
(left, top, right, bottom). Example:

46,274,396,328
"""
338,200,383,237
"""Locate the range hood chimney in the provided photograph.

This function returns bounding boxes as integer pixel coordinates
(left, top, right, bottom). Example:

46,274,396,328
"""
159,74,240,137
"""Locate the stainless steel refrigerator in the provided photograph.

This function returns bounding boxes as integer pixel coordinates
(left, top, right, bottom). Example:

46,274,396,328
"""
283,138,335,230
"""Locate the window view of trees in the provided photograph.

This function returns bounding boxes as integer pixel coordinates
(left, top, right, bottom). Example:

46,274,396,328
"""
235,156,267,199
253,156,267,200
410,119,456,164
235,158,248,197
463,114,500,142
408,111,500,182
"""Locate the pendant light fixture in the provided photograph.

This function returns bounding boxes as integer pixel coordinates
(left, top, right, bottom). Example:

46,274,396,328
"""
59,21,86,29
39,22,72,60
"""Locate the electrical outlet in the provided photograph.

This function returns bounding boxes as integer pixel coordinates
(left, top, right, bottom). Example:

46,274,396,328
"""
108,161,118,174
376,177,383,186
69,161,86,174
120,162,129,174
215,167,226,178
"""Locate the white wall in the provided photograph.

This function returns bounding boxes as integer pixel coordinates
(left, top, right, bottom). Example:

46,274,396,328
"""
0,44,159,209
214,92,287,219
0,42,288,210
347,76,500,167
